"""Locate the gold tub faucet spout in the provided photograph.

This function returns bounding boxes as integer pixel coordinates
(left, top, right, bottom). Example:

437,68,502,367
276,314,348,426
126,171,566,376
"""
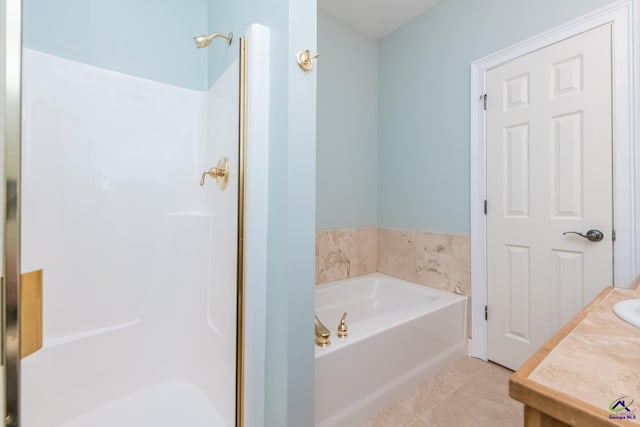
314,315,331,347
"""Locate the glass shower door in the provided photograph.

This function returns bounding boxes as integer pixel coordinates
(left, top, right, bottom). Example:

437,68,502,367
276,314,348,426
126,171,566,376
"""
2,1,242,425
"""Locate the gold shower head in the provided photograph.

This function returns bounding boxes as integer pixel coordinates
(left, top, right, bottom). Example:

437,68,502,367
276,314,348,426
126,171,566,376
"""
193,32,233,48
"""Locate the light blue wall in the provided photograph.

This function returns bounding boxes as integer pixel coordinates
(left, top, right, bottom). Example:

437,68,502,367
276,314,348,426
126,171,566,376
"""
285,2,317,425
208,2,317,427
22,0,208,90
378,0,619,234
207,1,282,86
316,12,378,229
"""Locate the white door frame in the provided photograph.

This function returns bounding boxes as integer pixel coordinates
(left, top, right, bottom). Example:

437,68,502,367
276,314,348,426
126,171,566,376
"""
470,0,640,360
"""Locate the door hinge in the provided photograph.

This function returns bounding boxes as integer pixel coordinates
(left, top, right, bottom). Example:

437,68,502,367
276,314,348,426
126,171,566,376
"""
484,200,487,215
483,94,487,110
612,229,616,242
485,305,488,321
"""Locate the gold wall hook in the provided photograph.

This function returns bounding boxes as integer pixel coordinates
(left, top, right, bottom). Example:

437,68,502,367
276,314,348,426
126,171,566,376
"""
200,157,230,189
297,50,319,72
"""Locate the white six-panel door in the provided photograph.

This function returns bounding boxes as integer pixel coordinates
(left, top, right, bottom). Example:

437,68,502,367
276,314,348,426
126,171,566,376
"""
486,24,613,370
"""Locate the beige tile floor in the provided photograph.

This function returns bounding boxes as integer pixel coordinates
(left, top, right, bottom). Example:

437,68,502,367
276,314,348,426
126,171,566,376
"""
359,357,524,427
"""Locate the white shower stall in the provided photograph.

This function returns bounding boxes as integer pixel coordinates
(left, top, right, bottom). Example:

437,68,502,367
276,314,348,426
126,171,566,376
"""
0,0,271,425
20,46,239,425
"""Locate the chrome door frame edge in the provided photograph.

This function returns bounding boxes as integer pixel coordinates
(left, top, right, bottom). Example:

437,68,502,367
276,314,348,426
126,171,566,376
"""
1,0,22,425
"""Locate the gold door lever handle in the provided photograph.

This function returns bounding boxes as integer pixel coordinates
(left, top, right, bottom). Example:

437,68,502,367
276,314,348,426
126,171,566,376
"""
200,157,230,190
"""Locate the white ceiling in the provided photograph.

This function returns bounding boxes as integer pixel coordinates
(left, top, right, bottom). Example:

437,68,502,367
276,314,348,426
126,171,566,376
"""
318,0,441,40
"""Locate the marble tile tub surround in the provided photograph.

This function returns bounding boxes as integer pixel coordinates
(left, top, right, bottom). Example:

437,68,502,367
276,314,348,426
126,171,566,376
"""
316,228,378,284
315,227,470,297
378,228,471,296
316,227,472,337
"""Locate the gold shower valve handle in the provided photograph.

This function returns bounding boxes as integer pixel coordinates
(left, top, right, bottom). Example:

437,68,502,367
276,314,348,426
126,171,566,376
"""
200,157,230,190
297,50,319,72
337,312,348,339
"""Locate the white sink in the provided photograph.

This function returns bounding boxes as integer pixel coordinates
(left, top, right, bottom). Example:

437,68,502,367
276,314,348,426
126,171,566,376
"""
613,299,640,329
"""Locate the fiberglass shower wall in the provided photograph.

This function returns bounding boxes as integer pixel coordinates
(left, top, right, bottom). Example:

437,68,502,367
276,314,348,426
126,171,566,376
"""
19,1,239,426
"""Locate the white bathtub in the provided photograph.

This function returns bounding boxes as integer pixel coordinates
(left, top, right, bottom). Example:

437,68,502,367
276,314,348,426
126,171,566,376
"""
315,273,467,427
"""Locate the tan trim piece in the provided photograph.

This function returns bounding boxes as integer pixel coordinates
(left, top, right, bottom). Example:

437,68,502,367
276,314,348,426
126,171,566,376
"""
510,287,636,427
235,36,248,427
631,274,640,290
20,270,42,359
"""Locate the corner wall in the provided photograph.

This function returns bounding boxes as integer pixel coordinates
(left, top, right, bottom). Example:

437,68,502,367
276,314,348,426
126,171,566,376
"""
208,2,317,427
377,0,620,235
316,12,378,229
23,0,208,90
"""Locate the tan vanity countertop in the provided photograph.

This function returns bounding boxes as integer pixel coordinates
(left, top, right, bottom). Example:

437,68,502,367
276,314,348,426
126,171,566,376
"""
510,285,640,426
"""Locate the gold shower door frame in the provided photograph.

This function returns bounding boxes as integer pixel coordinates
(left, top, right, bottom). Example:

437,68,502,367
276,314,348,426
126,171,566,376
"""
2,0,23,425
236,36,248,427
0,1,249,425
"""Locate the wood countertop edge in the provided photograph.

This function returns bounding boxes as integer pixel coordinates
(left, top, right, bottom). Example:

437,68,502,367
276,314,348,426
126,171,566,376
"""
508,286,637,427
509,374,635,426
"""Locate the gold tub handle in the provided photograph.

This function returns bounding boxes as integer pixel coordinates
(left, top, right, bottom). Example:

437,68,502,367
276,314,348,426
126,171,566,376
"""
337,312,348,339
